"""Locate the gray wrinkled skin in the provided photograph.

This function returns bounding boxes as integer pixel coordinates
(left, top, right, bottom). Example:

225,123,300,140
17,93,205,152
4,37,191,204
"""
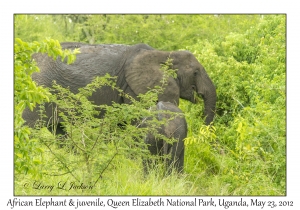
23,42,216,133
143,101,187,174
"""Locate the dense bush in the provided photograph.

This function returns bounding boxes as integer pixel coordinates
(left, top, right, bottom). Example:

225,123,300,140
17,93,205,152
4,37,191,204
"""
14,38,79,176
14,14,286,195
180,15,286,194
14,14,261,50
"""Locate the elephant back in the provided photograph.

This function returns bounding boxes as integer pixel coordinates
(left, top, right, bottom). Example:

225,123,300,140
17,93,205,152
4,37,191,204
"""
31,43,131,93
156,101,187,140
32,43,155,93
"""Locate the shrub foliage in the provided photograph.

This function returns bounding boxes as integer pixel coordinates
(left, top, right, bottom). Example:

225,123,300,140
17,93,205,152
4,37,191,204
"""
14,14,286,195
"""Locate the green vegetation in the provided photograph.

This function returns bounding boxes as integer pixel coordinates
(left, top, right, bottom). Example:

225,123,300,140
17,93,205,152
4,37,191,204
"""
14,14,285,195
14,38,79,177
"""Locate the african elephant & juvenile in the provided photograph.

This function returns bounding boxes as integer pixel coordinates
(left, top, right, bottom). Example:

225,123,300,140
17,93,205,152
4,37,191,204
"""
22,42,216,132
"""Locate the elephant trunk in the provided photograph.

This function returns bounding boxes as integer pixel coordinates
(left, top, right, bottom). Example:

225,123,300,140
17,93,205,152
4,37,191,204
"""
197,72,217,125
202,88,216,125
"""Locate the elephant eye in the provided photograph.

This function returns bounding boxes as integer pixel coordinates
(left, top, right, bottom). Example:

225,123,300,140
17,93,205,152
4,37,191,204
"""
193,71,198,76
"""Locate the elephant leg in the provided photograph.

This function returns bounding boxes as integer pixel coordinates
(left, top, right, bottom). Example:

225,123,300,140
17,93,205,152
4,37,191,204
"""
143,134,156,175
142,158,152,176
55,123,68,147
175,145,184,173
143,134,165,175
166,140,184,174
162,139,169,170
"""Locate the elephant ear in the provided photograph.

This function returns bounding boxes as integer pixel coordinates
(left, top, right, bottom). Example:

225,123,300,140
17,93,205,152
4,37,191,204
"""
125,50,180,104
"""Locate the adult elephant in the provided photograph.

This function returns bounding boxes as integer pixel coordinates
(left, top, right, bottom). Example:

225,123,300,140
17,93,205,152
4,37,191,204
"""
143,101,187,174
22,42,216,130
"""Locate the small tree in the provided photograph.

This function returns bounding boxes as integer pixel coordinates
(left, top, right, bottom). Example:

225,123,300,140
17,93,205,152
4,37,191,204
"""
14,38,79,176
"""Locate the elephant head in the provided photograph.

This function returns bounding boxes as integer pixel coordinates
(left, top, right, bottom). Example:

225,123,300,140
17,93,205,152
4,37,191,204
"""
125,49,216,125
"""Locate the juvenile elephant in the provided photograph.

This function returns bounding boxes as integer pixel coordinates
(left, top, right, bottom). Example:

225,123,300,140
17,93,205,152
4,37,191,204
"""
143,101,187,174
22,42,216,132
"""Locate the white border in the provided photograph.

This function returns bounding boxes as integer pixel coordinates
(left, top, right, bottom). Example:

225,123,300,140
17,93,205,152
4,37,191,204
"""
1,0,299,209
